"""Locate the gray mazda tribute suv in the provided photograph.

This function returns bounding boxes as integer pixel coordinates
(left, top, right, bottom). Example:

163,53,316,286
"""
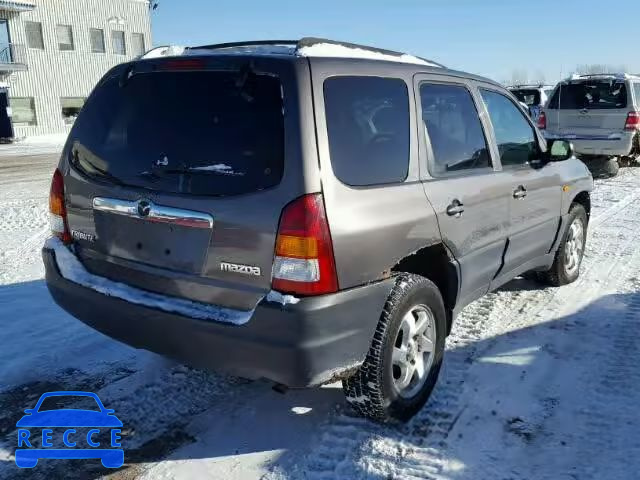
43,38,593,422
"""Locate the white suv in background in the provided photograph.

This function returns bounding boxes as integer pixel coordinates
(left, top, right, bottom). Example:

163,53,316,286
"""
509,84,554,123
539,73,640,176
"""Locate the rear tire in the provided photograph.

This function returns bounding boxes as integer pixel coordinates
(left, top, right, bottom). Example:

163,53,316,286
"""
539,203,587,286
342,274,446,423
583,157,619,177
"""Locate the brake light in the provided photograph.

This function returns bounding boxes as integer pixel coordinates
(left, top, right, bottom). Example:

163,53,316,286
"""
157,59,206,71
272,194,338,296
49,168,72,244
625,111,640,131
537,111,547,130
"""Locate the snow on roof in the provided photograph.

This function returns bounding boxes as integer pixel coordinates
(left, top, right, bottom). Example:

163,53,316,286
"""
566,73,640,82
296,42,440,67
142,45,186,59
157,39,443,68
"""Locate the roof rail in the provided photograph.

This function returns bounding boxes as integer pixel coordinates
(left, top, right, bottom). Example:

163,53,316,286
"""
188,37,446,68
189,40,299,50
571,73,630,80
509,83,551,89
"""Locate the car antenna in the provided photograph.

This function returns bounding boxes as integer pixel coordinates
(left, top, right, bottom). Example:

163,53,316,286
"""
557,65,563,135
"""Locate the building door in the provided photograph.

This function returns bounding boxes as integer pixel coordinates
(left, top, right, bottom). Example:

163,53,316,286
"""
0,89,15,140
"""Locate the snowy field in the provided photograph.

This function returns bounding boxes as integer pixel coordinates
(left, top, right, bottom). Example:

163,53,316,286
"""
0,150,639,480
0,134,67,157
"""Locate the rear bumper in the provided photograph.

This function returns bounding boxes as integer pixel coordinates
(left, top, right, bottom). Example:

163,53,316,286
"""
43,248,394,387
545,131,635,156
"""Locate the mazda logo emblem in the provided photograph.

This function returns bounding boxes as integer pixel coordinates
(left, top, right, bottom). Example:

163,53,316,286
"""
137,200,152,217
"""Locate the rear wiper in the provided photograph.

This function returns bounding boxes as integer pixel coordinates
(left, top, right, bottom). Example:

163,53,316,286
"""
150,165,237,176
71,152,126,186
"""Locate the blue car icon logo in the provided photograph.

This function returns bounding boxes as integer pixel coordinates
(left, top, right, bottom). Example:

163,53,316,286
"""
15,391,124,469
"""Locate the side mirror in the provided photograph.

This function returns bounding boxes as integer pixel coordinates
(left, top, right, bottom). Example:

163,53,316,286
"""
547,139,574,162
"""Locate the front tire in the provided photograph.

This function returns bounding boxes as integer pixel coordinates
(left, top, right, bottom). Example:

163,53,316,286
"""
539,203,587,286
342,274,447,422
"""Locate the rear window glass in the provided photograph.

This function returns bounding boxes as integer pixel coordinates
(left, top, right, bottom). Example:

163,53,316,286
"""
69,70,284,196
511,89,541,107
323,76,409,186
548,80,628,110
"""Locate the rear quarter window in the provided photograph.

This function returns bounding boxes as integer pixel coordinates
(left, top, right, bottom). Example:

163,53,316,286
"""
323,76,410,186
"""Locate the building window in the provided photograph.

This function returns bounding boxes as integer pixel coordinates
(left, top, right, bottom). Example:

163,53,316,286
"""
25,21,44,50
112,30,126,55
90,28,105,53
61,97,86,125
10,97,37,126
131,33,145,56
56,24,74,51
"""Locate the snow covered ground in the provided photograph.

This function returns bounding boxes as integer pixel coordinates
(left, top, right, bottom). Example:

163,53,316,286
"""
0,151,639,480
0,133,67,157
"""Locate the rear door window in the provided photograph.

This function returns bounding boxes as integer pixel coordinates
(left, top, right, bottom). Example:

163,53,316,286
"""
548,80,628,109
323,76,409,186
69,70,285,196
419,83,491,175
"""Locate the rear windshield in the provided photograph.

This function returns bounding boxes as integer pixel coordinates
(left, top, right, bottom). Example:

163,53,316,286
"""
69,70,284,196
547,80,628,110
511,89,540,107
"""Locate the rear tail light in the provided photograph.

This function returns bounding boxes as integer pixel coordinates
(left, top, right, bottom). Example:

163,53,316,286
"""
537,111,547,130
49,168,72,244
272,194,338,296
625,111,640,131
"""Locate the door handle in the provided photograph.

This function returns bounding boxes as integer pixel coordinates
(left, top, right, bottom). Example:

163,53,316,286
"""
446,199,465,217
513,186,527,199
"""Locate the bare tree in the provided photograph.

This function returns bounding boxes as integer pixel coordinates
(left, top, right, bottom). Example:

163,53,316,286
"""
531,69,546,85
510,68,529,86
574,64,628,75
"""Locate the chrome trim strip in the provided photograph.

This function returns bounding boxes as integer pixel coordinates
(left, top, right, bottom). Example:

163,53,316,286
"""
93,197,214,229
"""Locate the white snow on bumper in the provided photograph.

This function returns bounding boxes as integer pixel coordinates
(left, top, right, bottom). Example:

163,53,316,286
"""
45,237,259,325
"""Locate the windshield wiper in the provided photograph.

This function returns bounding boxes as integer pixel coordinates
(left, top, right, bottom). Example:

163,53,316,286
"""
71,152,126,186
150,165,237,176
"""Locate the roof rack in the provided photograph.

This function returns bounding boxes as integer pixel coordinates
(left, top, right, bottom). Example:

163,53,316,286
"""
190,40,299,50
569,73,635,81
187,37,446,68
508,83,551,89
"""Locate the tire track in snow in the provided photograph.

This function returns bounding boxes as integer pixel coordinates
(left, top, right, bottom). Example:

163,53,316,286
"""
465,198,640,480
552,247,640,480
294,170,640,480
